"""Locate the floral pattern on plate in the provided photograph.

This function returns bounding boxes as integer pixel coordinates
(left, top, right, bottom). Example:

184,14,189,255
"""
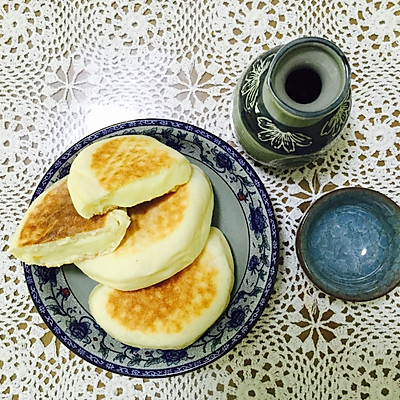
24,119,278,377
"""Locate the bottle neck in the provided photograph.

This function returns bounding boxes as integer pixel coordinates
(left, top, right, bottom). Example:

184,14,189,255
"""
262,37,350,126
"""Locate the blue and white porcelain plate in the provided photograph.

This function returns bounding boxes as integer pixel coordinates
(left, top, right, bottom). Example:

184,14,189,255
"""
24,119,278,377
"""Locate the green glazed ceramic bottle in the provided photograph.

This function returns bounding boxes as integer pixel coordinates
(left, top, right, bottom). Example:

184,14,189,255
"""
232,37,352,168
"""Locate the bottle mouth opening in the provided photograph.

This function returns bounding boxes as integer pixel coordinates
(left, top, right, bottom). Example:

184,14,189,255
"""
267,37,351,118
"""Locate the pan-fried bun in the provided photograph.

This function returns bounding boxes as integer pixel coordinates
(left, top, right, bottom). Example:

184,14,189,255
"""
9,177,131,267
75,165,214,290
88,227,234,349
68,135,192,218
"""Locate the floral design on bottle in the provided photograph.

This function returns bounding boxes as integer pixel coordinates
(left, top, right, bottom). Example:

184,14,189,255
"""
320,91,351,137
257,116,313,153
240,55,274,112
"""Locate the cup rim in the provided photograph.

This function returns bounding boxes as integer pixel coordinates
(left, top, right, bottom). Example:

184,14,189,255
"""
295,187,400,301
267,36,351,119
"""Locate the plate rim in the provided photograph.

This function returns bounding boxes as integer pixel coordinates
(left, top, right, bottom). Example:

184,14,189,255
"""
23,118,279,377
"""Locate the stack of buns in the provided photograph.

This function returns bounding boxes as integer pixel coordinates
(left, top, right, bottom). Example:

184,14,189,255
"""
10,135,234,349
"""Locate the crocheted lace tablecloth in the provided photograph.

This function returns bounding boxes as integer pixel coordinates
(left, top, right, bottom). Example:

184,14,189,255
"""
1,0,399,398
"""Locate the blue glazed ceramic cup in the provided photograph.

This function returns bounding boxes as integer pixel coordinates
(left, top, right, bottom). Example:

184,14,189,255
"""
296,187,400,301
232,37,352,168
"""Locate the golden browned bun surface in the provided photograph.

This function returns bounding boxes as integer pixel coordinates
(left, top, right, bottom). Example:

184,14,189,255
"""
68,135,192,218
75,165,214,290
10,177,130,267
89,227,234,349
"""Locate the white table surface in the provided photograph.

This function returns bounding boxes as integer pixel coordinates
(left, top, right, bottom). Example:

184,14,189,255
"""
1,0,399,398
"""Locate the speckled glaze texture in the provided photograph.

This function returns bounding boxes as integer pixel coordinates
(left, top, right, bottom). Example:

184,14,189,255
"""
296,188,400,301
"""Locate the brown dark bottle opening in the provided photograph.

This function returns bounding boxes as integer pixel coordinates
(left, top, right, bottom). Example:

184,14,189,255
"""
285,67,322,104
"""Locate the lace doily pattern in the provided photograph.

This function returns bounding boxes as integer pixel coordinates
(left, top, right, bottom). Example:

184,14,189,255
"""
1,0,399,398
